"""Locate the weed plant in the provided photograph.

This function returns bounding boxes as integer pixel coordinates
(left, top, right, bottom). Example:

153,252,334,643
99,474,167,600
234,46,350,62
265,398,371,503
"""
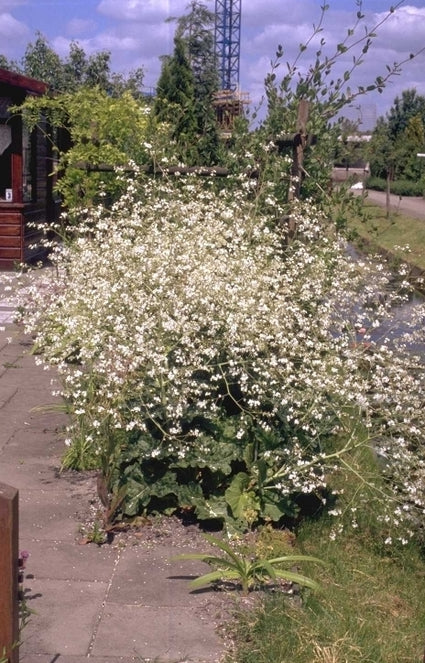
174,532,324,593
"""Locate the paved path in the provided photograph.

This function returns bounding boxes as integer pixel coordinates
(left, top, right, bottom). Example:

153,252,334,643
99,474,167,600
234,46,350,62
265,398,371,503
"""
0,275,227,663
0,280,16,325
363,189,425,221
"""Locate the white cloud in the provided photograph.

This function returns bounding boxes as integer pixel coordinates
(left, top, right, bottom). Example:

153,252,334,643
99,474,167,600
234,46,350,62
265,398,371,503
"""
66,18,96,38
53,33,140,57
0,11,28,45
242,0,317,27
373,5,425,54
97,0,187,24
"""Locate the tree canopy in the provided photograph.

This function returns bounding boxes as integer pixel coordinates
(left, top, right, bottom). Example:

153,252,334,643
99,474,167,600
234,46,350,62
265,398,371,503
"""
152,1,221,164
0,32,145,97
369,88,425,183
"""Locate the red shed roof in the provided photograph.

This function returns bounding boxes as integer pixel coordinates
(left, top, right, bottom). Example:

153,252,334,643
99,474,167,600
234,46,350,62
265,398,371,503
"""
0,68,47,95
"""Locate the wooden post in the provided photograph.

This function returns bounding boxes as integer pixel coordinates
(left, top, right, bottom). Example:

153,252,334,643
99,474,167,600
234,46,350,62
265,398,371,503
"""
275,100,312,242
0,483,19,663
288,99,310,211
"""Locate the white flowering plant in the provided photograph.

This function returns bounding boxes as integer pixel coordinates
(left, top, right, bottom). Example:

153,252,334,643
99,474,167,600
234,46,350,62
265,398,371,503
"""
14,171,425,537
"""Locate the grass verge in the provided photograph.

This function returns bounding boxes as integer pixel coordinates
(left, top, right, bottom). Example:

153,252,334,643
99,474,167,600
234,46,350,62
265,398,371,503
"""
226,518,425,663
346,198,425,273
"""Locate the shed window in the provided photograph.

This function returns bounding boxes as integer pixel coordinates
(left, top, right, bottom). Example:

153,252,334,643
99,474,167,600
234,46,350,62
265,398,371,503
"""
0,123,11,200
22,127,34,202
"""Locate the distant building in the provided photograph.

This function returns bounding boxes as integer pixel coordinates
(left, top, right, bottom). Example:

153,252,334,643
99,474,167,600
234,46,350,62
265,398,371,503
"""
0,68,60,270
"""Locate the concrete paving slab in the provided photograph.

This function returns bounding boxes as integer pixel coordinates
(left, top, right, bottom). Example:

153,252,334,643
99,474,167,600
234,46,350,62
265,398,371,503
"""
0,461,60,490
0,423,66,461
21,656,139,663
0,367,59,396
0,309,15,324
0,386,19,414
0,337,17,355
0,392,63,441
20,578,108,657
91,604,224,662
0,345,25,364
18,494,88,541
18,539,118,583
109,545,212,608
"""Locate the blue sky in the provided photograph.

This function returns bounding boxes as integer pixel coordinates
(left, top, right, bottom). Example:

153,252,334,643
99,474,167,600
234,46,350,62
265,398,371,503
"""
1,0,425,128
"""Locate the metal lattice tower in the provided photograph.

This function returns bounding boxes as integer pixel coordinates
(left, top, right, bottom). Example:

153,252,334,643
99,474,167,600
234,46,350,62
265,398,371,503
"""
215,0,241,91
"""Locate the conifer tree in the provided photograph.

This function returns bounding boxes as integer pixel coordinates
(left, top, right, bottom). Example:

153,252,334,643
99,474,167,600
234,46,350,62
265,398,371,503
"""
175,1,221,163
154,36,198,161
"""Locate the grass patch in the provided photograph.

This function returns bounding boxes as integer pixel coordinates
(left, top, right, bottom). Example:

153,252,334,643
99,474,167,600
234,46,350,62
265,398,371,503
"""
227,519,425,663
346,199,425,272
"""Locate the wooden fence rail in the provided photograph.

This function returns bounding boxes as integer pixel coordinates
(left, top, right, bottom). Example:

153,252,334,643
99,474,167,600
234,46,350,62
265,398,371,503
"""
0,482,19,663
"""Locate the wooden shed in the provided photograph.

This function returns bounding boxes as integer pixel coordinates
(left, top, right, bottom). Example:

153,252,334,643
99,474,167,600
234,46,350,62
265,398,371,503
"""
0,68,59,270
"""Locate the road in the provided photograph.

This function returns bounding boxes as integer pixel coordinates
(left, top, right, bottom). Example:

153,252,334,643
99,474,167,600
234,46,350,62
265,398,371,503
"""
362,189,425,221
332,168,425,221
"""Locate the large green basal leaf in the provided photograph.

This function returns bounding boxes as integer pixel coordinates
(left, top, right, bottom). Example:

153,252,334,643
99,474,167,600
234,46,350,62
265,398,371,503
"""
225,472,261,520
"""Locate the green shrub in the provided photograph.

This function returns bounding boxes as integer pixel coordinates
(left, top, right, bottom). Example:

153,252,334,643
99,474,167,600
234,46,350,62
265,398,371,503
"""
367,176,424,196
15,173,425,538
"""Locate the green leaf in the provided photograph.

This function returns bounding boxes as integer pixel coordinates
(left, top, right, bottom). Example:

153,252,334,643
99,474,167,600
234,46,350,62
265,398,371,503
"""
225,472,260,520
267,555,326,566
255,559,277,581
262,494,294,522
174,553,233,567
273,569,320,591
188,569,240,589
202,533,241,565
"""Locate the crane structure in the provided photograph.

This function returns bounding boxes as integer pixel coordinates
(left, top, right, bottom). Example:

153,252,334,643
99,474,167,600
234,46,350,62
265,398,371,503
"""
213,0,249,133
215,0,241,91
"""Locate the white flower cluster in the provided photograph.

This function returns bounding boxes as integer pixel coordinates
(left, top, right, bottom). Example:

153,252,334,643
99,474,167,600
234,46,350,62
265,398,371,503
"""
14,174,425,536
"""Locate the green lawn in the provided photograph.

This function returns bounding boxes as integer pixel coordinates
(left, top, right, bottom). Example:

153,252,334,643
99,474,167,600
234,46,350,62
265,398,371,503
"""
227,520,425,663
346,199,425,273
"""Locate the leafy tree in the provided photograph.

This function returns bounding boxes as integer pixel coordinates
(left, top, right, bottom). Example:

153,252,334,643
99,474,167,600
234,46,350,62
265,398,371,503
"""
108,68,146,100
153,36,198,161
396,114,425,182
334,119,367,170
153,1,222,165
60,42,111,93
0,54,18,71
368,117,397,179
14,86,151,210
387,88,425,140
22,32,65,91
367,118,400,216
369,89,425,187
0,33,144,97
